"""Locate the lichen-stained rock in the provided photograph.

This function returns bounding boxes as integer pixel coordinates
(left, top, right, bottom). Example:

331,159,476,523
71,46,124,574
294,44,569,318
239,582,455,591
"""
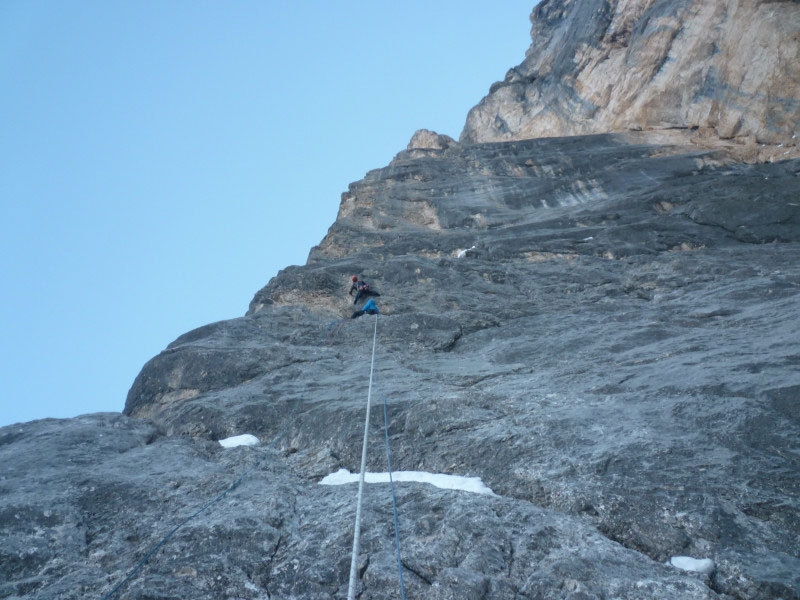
462,0,800,153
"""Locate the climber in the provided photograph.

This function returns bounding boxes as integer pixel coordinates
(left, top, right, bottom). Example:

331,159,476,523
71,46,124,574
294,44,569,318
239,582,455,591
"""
351,298,380,319
349,275,381,304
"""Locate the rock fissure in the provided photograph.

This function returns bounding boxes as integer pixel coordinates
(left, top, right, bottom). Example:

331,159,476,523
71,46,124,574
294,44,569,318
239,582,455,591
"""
401,559,434,586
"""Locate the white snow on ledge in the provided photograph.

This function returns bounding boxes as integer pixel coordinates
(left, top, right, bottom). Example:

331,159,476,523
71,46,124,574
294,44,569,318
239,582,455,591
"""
319,468,496,496
219,434,260,448
455,245,476,258
669,556,715,574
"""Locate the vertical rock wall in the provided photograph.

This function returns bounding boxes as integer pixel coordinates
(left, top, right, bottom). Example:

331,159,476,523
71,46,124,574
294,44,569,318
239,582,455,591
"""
461,0,800,149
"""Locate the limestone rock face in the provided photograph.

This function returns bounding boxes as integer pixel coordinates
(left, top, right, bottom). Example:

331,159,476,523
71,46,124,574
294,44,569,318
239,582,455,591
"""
462,0,800,149
12,132,788,600
3,2,800,599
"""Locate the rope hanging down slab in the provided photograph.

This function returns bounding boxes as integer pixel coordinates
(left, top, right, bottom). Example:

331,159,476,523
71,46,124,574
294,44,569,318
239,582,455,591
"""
347,313,379,600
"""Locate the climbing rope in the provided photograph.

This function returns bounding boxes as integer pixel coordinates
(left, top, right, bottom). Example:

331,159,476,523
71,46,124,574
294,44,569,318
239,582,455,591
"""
103,309,403,600
101,396,302,600
347,312,379,600
379,386,408,600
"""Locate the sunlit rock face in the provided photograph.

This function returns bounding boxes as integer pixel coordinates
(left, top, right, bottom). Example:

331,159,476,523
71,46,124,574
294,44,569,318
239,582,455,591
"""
3,2,800,599
462,0,800,155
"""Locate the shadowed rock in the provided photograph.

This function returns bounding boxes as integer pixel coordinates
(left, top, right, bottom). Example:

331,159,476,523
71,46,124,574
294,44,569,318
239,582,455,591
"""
115,132,800,599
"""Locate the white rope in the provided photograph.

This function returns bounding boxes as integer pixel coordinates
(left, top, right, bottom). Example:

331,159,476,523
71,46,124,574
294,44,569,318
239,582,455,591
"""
347,313,379,600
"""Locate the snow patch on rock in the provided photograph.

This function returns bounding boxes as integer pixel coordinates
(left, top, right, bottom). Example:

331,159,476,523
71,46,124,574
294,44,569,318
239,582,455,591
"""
669,556,715,574
319,468,496,495
218,434,260,448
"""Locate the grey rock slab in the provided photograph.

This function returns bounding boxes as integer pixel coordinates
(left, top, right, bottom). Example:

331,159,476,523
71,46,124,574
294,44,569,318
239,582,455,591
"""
1,413,729,600
102,134,800,598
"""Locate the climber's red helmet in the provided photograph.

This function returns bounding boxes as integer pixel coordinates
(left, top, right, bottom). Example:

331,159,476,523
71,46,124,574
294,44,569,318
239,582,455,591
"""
351,275,358,282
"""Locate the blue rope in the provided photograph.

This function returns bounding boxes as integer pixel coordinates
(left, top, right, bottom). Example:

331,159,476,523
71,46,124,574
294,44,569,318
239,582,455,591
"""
101,396,302,599
378,387,407,600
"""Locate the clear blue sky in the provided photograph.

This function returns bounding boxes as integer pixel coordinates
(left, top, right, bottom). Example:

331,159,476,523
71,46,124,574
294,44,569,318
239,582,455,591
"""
0,2,535,427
